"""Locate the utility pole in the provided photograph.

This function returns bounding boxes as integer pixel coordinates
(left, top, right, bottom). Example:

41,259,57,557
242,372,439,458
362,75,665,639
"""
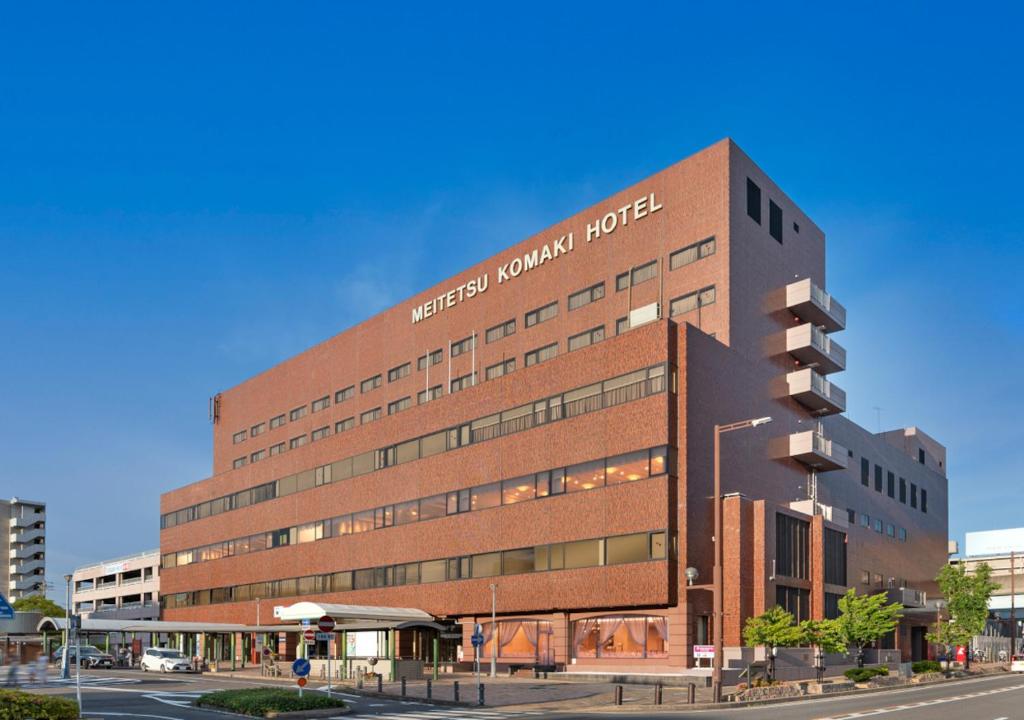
489,584,497,678
1011,552,1017,656
61,574,71,680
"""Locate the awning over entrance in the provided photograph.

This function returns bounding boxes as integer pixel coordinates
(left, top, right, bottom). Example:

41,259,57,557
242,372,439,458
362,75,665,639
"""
273,602,433,625
36,617,303,634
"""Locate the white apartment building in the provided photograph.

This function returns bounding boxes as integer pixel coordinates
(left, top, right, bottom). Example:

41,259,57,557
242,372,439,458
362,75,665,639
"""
72,549,160,620
3,497,46,600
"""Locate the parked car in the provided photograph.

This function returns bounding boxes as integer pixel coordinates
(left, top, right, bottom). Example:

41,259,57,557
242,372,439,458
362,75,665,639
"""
53,645,115,669
140,648,192,673
1011,655,1024,673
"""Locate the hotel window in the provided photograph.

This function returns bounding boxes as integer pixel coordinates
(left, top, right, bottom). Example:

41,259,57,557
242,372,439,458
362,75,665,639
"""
566,459,605,493
825,592,842,620
606,449,651,484
921,488,928,513
910,483,918,508
361,375,382,393
361,407,381,425
471,482,502,511
568,282,605,311
250,449,266,463
861,570,871,585
776,513,810,579
418,385,443,404
450,335,475,358
269,442,285,456
335,417,354,434
311,396,330,413
769,200,783,243
824,528,847,585
918,448,925,464
311,426,330,442
289,405,307,422
669,237,716,270
270,414,286,429
746,178,761,223
873,518,883,533
289,435,308,450
899,527,907,542
388,363,411,383
447,488,471,515
486,319,516,343
525,301,558,328
232,430,247,444
615,316,629,335
335,385,355,404
233,456,247,469
524,342,558,367
776,586,810,622
860,513,870,528
860,458,869,486
450,372,476,394
388,396,411,415
887,471,895,498
568,325,605,352
873,573,883,587
874,464,883,492
417,349,443,370
485,359,515,381
847,508,856,523
669,286,716,317
250,422,265,437
899,477,907,503
616,260,657,291
886,523,895,538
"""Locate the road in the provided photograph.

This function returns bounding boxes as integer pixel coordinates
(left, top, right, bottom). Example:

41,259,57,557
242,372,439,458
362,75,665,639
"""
15,668,1024,719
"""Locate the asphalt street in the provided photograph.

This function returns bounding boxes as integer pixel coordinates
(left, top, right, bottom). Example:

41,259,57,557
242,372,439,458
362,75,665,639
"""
14,668,1024,719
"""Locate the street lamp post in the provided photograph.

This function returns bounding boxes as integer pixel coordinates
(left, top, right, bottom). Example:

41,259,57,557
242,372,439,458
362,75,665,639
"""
711,416,772,703
61,574,72,680
489,584,497,678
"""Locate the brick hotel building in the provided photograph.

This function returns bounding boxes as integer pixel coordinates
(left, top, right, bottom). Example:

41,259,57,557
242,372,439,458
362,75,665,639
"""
159,140,949,670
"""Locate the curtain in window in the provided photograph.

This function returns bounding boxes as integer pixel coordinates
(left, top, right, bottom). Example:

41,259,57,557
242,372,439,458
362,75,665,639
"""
573,619,596,654
521,622,539,650
498,621,523,650
623,617,648,648
650,616,668,642
598,617,623,646
482,623,494,645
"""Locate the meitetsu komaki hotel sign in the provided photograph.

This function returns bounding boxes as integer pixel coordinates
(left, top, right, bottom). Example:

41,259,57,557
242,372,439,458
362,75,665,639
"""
411,193,663,324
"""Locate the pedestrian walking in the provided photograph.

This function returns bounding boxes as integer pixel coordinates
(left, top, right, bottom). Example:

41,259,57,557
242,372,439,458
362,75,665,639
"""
6,659,20,688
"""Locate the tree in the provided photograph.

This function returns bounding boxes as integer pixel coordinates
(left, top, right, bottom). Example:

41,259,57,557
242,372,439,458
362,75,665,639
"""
12,594,65,617
833,588,903,667
800,619,847,681
927,562,998,670
743,606,804,681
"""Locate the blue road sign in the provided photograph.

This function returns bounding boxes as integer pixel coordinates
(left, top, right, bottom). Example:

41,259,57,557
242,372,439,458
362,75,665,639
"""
292,658,311,677
0,593,14,620
471,633,484,648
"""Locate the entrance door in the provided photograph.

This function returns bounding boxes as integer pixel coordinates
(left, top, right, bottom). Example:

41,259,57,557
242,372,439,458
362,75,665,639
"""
911,627,927,661
538,629,553,666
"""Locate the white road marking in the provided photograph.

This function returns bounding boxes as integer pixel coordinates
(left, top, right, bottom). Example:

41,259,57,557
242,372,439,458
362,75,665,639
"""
83,713,183,720
815,682,1024,719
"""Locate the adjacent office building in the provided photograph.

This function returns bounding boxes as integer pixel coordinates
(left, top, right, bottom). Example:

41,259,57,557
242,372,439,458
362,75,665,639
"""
159,140,949,670
2,498,46,601
71,549,161,621
954,528,1024,651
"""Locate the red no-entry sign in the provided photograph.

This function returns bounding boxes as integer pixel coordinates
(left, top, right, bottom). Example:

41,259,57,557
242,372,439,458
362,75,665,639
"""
303,629,316,643
318,615,336,633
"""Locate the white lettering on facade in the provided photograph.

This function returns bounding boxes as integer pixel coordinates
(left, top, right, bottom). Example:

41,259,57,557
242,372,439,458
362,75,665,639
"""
411,193,663,323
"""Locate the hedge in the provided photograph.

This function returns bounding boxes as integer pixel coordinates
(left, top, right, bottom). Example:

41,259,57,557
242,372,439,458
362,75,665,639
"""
196,688,346,716
844,664,889,683
912,660,943,674
0,689,79,720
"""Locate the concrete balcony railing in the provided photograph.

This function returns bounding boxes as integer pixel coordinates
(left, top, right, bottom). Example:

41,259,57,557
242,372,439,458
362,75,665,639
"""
786,278,846,332
9,543,44,561
10,527,45,546
786,368,847,415
788,430,848,471
11,559,45,577
886,587,926,608
9,512,44,530
9,576,45,593
786,323,847,374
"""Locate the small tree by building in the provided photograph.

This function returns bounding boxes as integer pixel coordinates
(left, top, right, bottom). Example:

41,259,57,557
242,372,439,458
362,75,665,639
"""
800,618,848,681
833,588,903,667
927,562,998,670
743,606,804,681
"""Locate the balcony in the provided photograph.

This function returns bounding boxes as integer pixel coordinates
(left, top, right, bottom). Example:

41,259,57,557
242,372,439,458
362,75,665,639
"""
9,576,45,593
788,430,848,471
786,278,846,332
9,512,44,530
12,558,45,576
886,587,925,608
786,368,846,415
10,526,45,545
786,323,847,374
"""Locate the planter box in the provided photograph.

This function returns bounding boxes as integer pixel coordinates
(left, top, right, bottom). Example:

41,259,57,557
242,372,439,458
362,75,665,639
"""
739,684,805,701
807,679,855,695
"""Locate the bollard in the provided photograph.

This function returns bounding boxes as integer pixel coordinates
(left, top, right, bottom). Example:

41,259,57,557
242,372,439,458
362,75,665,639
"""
687,682,696,704
614,685,623,706
357,675,363,690
655,683,663,705
478,683,485,706
426,678,432,700
377,674,383,693
401,677,407,697
453,680,460,702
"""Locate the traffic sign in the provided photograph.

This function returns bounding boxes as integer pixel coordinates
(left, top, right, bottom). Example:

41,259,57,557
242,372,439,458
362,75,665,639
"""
471,632,484,648
297,677,307,687
0,593,14,620
315,632,332,642
318,615,336,633
292,658,311,677
303,629,316,643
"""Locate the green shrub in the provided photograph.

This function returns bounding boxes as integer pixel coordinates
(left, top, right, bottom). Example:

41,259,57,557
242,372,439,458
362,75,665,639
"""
0,689,79,720
912,660,942,674
843,665,889,683
197,688,346,716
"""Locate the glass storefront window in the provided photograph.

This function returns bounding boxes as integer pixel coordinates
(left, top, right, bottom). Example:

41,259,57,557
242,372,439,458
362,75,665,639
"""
572,616,669,659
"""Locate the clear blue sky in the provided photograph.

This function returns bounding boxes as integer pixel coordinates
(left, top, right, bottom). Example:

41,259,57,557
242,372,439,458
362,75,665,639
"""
1,3,1021,595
